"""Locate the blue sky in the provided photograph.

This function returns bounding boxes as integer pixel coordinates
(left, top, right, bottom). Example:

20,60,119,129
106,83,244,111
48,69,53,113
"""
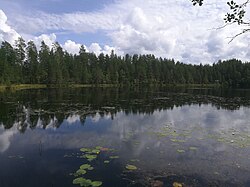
0,0,250,64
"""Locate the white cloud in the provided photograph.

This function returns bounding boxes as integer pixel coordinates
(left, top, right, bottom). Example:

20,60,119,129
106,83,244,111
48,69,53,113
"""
0,9,20,45
62,40,81,54
89,43,102,55
33,33,57,49
3,0,250,64
88,43,119,56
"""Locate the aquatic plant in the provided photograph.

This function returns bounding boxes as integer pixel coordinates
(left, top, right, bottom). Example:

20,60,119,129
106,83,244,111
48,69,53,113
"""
125,164,137,170
176,149,185,153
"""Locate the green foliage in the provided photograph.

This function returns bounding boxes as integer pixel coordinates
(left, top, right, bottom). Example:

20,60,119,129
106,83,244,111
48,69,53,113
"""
0,39,250,88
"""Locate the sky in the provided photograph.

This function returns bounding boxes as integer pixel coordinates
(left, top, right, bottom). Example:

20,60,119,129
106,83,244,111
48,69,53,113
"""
0,0,250,64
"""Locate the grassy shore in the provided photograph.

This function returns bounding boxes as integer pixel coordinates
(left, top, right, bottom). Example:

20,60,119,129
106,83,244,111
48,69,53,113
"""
0,83,221,92
0,83,119,92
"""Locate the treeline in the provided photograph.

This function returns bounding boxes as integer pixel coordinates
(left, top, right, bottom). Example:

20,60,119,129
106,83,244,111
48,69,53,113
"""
0,37,250,88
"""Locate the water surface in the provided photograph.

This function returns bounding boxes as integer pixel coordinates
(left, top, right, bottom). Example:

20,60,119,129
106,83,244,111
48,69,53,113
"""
0,87,250,187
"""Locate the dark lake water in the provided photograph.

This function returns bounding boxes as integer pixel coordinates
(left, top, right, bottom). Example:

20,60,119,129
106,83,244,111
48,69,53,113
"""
0,87,250,187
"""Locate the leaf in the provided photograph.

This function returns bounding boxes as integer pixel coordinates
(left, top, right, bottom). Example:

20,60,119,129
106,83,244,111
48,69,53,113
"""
80,148,91,152
91,181,102,187
73,177,92,186
176,149,185,153
109,156,119,159
125,164,137,170
173,182,183,187
104,160,110,164
80,164,91,170
76,169,87,175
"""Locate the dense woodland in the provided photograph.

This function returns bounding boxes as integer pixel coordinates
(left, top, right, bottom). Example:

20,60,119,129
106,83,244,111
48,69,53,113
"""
0,37,250,88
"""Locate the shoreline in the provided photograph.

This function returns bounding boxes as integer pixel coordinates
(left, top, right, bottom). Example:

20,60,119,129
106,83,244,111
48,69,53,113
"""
0,83,221,92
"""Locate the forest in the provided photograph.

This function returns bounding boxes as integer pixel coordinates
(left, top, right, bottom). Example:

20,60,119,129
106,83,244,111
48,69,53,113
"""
0,37,250,88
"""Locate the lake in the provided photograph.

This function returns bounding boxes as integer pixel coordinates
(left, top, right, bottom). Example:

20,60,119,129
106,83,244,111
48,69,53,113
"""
0,87,250,187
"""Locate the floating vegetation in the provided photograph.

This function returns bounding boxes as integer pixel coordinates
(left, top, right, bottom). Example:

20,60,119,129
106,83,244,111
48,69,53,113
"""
85,154,97,162
91,181,102,187
189,147,198,151
173,182,183,187
125,164,137,170
176,149,185,153
171,139,186,143
73,177,102,187
80,164,92,170
75,169,87,176
130,159,140,162
8,155,24,159
80,148,91,153
91,149,100,154
71,146,119,186
109,155,119,159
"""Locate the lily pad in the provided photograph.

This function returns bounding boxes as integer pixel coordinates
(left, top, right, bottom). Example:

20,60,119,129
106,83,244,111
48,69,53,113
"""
125,164,137,170
80,148,91,152
95,146,102,150
85,154,97,161
104,160,110,164
176,149,185,153
109,156,119,159
189,147,197,151
130,159,140,162
91,181,102,187
73,177,92,186
76,169,87,176
91,149,100,154
80,164,91,170
173,182,182,187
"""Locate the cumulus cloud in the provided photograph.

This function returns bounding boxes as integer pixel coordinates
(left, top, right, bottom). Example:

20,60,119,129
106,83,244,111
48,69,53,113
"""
0,9,20,45
62,40,81,54
3,0,250,64
33,33,57,49
88,43,119,56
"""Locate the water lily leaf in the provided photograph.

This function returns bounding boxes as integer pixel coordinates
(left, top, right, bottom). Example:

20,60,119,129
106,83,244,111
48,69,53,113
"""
91,181,102,187
189,147,197,151
91,149,100,154
85,154,97,161
109,156,119,159
73,177,84,184
125,164,137,170
80,148,91,152
176,149,185,153
130,159,140,162
104,160,110,164
173,182,182,187
80,164,91,170
73,177,92,186
88,167,94,171
75,169,87,176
